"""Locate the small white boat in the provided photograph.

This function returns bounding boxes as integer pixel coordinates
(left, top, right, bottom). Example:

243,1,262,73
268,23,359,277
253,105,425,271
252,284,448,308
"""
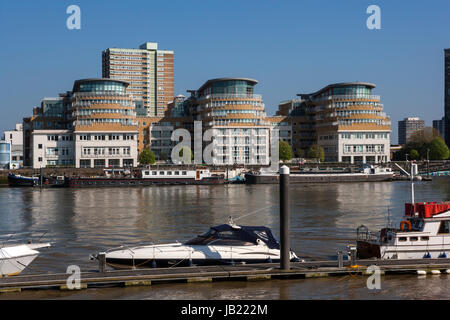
0,243,51,276
93,223,301,269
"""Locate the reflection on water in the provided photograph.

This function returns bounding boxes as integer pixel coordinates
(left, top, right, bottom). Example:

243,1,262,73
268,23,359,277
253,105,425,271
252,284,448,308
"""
0,177,449,299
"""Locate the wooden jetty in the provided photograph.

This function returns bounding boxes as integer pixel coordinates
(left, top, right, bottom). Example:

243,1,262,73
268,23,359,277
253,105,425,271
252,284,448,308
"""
2,258,450,293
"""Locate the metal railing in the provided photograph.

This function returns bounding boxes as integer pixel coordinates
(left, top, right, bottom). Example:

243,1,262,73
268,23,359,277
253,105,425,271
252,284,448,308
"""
312,95,381,102
73,91,128,97
198,93,263,100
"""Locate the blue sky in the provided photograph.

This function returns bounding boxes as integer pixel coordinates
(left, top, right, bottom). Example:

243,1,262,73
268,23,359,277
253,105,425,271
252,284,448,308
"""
0,0,449,143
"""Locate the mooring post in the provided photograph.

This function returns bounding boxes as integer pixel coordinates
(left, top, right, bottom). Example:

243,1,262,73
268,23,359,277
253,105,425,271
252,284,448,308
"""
337,251,343,268
40,167,43,189
280,165,290,270
98,252,106,273
350,247,357,266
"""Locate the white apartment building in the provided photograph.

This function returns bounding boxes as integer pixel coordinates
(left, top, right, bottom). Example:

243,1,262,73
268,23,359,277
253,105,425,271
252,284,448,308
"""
31,130,74,168
30,130,138,169
3,123,23,168
74,131,138,168
318,131,390,164
211,127,271,165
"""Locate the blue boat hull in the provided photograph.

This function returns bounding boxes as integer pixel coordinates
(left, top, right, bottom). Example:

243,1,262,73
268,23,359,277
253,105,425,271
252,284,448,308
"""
8,174,38,187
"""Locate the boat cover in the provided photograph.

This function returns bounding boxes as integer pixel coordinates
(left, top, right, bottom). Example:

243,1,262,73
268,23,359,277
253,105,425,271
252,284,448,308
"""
405,202,450,218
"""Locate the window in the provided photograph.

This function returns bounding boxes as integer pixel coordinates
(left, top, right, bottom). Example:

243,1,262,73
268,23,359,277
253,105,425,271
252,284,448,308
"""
152,171,157,175
182,171,187,175
38,144,43,149
398,237,407,242
438,221,450,234
159,171,165,175
409,237,418,242
167,171,172,175
38,157,42,162
421,236,429,241
175,171,179,175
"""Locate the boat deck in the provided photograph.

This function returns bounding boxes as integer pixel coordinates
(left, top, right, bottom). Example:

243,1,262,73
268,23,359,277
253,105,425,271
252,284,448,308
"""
2,258,450,293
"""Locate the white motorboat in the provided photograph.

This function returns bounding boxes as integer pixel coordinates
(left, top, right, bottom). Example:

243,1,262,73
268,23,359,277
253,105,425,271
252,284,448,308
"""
0,242,51,276
93,223,302,269
357,201,450,259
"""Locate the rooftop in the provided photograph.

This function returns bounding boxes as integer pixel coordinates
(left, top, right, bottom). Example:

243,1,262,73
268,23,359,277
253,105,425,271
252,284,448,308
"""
72,78,130,92
197,77,258,93
298,82,376,98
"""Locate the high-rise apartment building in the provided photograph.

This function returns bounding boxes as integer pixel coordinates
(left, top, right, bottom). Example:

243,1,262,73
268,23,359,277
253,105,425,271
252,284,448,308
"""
433,116,445,140
398,117,425,145
102,42,174,117
445,49,450,146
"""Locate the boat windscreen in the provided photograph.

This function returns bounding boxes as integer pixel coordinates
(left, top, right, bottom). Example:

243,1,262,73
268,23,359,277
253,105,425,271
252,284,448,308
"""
184,225,280,249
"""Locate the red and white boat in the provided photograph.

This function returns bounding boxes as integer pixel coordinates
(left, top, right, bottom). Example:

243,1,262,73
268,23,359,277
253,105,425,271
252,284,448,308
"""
357,161,450,260
357,201,450,259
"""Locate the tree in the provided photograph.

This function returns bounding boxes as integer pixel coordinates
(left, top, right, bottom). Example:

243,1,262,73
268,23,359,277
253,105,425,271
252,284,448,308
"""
307,145,325,162
409,127,443,145
279,141,293,162
393,135,450,161
429,137,450,160
296,149,305,158
410,149,419,160
139,148,156,165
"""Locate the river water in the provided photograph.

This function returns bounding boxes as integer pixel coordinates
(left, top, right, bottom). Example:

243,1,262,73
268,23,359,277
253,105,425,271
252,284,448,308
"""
0,178,449,299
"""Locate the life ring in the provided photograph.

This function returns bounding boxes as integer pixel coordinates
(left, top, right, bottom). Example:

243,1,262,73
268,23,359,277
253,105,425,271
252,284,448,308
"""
400,220,412,232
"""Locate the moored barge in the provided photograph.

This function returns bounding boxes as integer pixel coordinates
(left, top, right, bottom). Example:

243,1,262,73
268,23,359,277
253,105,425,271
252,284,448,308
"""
68,169,224,187
245,165,393,184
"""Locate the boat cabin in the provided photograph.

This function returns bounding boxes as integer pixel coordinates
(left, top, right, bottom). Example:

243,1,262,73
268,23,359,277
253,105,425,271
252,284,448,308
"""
141,169,212,180
184,224,280,249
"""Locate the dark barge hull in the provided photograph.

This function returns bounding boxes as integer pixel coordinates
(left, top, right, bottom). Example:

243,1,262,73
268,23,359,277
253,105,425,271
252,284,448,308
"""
245,173,393,184
68,177,224,187
7,175,38,187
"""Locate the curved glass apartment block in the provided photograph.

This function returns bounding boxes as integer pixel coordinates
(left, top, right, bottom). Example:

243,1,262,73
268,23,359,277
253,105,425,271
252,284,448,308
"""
299,82,391,163
71,79,138,168
193,78,271,165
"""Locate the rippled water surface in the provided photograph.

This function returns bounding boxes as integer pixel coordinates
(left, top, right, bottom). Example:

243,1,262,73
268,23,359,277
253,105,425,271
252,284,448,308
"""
0,178,449,299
